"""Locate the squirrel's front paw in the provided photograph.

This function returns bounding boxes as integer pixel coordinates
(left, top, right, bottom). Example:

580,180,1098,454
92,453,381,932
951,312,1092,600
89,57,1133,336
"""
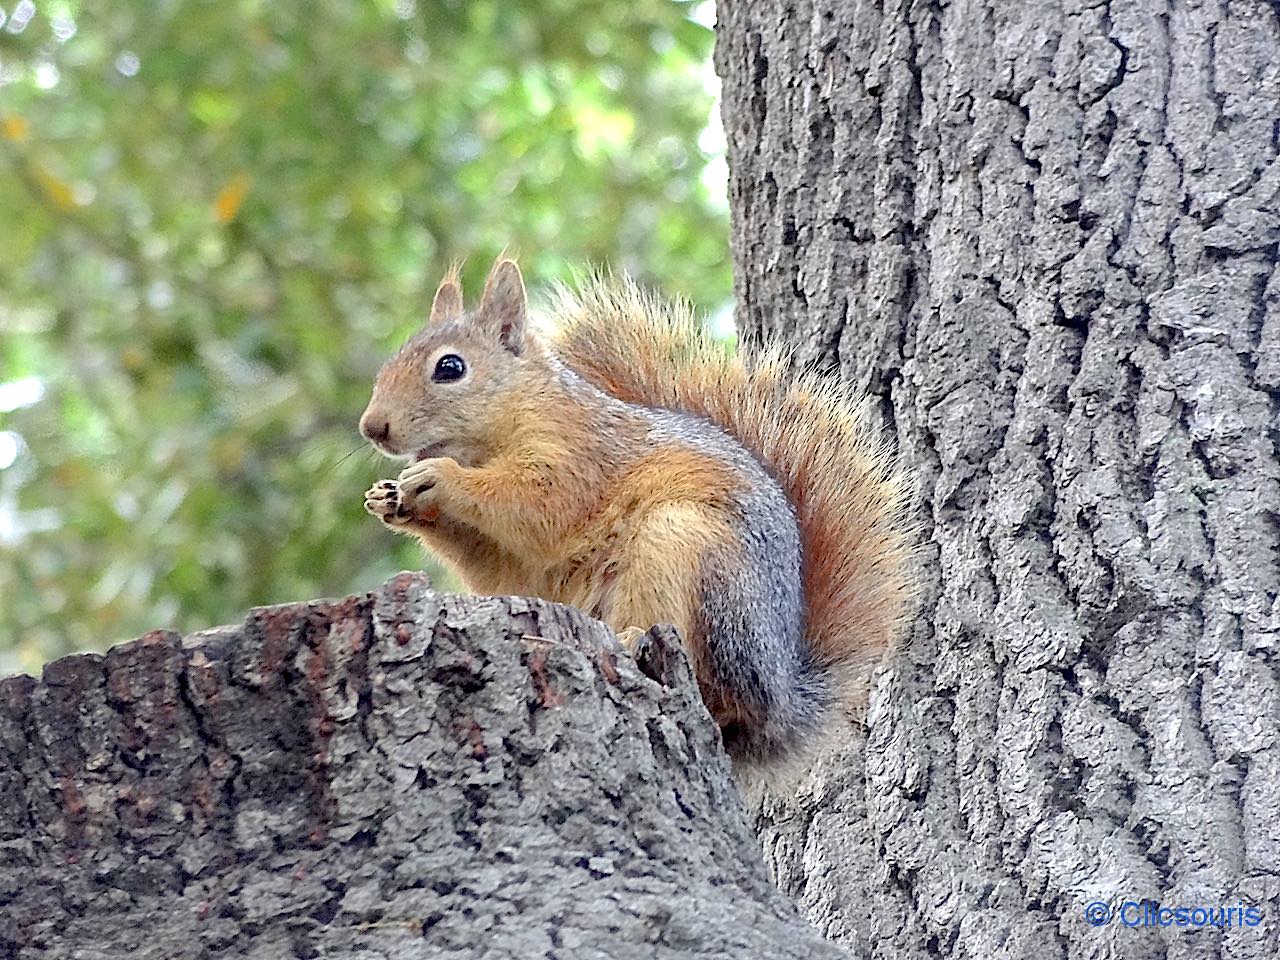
395,458,449,522
364,480,414,526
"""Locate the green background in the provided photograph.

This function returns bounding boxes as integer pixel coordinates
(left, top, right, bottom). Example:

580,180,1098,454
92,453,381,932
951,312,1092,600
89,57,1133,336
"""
0,0,730,674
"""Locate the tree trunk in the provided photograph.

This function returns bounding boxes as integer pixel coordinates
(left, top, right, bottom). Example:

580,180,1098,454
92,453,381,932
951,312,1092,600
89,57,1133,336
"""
716,1,1280,958
0,573,849,960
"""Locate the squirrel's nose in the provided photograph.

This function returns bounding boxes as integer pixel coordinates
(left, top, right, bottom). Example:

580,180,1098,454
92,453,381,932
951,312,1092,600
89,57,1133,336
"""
360,413,391,446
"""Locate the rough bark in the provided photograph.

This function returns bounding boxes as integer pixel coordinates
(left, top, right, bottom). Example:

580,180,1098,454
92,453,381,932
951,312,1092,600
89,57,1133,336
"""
716,1,1280,959
0,573,848,960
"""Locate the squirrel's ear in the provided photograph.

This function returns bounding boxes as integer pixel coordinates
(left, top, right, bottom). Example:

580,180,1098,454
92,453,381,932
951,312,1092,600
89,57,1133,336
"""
429,270,464,325
476,258,527,353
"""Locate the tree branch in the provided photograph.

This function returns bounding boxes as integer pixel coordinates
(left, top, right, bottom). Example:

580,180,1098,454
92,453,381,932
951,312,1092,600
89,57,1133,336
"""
0,572,850,959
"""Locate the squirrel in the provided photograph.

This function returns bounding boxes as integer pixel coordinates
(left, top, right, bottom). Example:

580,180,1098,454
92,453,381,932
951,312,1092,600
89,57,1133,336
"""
359,258,914,771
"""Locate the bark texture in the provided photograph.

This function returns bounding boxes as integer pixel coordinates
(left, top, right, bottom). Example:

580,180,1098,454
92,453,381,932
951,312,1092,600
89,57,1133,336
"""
716,1,1280,958
0,573,848,960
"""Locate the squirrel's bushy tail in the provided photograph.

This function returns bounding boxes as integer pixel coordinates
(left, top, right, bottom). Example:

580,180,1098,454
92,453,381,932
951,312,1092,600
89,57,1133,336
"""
546,277,916,716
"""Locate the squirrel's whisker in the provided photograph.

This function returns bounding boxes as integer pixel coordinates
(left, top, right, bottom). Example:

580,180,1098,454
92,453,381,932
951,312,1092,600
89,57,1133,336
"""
331,440,372,473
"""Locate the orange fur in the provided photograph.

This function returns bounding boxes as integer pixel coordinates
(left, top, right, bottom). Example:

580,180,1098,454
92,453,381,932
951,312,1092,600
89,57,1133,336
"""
362,259,916,746
363,261,748,687
404,395,744,659
546,277,918,709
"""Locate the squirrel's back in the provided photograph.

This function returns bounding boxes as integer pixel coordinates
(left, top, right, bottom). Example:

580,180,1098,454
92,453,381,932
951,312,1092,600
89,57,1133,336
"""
545,277,916,717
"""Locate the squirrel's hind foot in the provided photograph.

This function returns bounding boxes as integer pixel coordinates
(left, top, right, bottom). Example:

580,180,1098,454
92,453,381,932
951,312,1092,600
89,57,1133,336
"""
615,626,648,651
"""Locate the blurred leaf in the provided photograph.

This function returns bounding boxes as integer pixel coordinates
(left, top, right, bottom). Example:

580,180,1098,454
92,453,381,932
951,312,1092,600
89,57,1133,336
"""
213,172,251,223
2,114,30,141
0,0,730,672
34,167,76,210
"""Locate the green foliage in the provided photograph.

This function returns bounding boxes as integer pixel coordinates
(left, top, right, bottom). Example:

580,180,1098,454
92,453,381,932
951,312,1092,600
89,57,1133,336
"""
0,0,729,672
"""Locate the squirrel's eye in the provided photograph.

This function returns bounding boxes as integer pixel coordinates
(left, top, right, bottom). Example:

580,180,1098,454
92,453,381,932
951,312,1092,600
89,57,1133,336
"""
432,354,466,383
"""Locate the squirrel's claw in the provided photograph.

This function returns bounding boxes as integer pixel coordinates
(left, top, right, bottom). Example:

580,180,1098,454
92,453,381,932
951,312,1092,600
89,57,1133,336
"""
364,479,410,525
